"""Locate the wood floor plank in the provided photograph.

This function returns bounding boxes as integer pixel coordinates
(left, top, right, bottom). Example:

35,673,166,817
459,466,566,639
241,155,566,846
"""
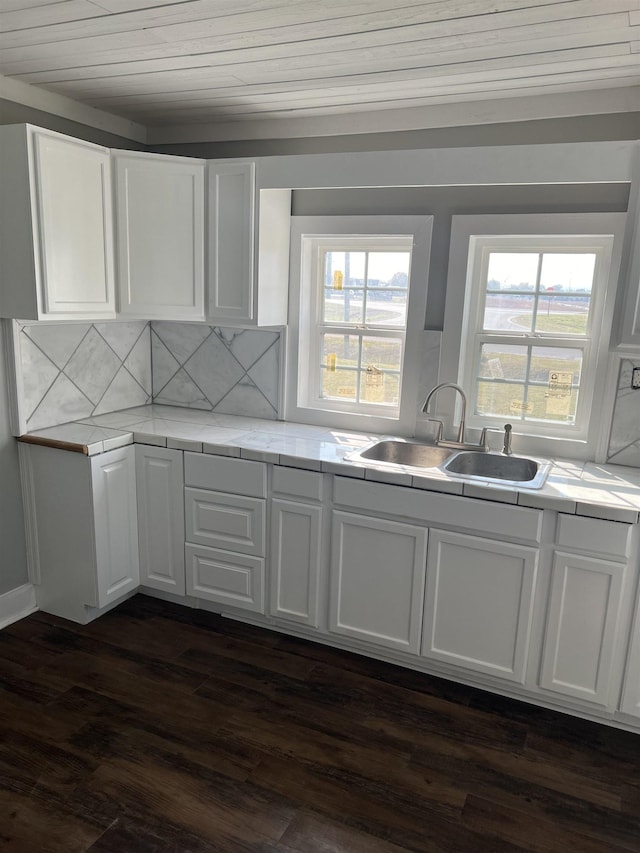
462,794,634,853
1,594,639,853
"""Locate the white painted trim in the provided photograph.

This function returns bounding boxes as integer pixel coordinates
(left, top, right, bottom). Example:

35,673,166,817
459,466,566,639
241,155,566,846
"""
18,442,41,586
146,86,640,145
0,583,37,629
0,75,147,144
2,319,23,436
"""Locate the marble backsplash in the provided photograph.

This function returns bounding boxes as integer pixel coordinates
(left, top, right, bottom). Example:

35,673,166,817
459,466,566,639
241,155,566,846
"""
151,322,280,419
15,320,638,462
607,358,640,467
18,321,152,432
16,320,281,432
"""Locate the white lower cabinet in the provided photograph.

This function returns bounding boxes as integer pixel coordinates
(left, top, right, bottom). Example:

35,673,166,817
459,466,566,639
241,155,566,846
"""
183,452,266,614
540,551,627,709
329,510,428,654
422,529,538,684
621,598,640,719
270,498,323,628
20,443,139,624
136,445,185,596
185,543,264,612
269,466,326,629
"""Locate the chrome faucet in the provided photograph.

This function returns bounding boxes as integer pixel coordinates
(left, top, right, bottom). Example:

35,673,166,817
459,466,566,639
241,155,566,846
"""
502,423,513,455
422,382,467,444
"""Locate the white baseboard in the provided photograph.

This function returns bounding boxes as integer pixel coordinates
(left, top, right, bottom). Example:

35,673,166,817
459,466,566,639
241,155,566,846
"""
0,583,37,629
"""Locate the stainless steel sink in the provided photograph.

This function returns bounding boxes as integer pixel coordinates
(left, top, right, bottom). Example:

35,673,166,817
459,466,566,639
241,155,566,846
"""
349,440,453,469
442,450,551,489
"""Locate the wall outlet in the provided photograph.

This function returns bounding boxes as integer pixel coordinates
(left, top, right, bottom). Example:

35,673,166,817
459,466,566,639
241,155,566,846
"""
632,367,640,389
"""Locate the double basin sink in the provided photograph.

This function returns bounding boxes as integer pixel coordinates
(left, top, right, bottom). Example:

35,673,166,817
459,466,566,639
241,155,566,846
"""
349,440,551,489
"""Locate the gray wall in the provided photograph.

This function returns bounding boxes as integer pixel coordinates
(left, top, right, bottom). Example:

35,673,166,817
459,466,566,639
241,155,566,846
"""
0,99,144,150
151,112,640,159
0,322,27,594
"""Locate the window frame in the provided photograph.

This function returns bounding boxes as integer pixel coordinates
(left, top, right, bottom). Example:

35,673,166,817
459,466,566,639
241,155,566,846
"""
286,216,433,434
440,214,625,459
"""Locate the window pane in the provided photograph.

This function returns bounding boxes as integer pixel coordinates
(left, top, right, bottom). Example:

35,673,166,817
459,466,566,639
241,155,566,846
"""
539,253,595,293
362,337,402,371
321,368,357,401
487,252,539,291
367,252,410,288
325,251,365,285
479,344,528,381
321,333,359,365
527,385,578,424
363,371,400,406
323,287,364,323
529,346,582,385
483,293,535,332
365,289,408,326
476,381,525,418
534,294,590,335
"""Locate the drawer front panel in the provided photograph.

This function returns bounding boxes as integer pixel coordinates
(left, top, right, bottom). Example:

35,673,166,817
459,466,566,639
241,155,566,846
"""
556,514,632,560
272,465,324,502
185,487,265,555
184,452,266,497
333,477,542,543
185,543,264,612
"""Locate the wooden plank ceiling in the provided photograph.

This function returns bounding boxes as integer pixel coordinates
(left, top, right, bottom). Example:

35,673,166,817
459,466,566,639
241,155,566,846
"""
1,0,639,141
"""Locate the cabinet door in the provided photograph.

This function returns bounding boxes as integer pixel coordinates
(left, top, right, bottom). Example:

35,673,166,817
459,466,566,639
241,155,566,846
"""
91,447,139,607
114,153,205,319
185,543,264,612
34,130,115,318
136,445,185,596
207,160,255,322
422,530,538,684
540,551,626,708
330,511,427,654
270,498,323,627
620,598,640,718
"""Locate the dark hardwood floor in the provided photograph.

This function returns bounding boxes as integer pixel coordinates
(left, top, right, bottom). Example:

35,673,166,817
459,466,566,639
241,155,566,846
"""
1,595,640,852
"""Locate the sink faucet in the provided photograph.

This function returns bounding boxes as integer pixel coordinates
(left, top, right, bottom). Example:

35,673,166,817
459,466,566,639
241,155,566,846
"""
422,382,467,444
502,423,513,455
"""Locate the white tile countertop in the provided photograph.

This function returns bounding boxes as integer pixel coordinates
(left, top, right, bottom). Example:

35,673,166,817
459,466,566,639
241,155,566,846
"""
19,404,640,523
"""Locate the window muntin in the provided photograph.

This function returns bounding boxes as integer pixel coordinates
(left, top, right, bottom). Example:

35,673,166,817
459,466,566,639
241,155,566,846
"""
302,236,413,417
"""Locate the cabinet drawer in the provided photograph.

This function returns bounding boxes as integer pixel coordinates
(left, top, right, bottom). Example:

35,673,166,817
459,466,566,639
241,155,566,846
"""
333,477,542,543
272,465,324,501
556,514,632,560
185,452,266,497
185,543,264,612
185,487,265,555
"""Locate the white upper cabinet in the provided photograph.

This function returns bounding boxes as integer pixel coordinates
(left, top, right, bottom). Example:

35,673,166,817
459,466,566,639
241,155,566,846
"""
113,151,205,320
0,125,116,320
207,159,290,326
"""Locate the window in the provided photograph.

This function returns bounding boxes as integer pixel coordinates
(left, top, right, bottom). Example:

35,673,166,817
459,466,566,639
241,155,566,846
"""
287,216,432,432
441,214,625,455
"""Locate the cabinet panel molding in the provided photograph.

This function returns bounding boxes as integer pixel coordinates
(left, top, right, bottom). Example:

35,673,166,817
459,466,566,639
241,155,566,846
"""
422,529,538,684
136,445,185,595
540,551,626,708
114,152,205,320
330,510,427,654
270,498,323,627
185,543,264,612
185,487,265,556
